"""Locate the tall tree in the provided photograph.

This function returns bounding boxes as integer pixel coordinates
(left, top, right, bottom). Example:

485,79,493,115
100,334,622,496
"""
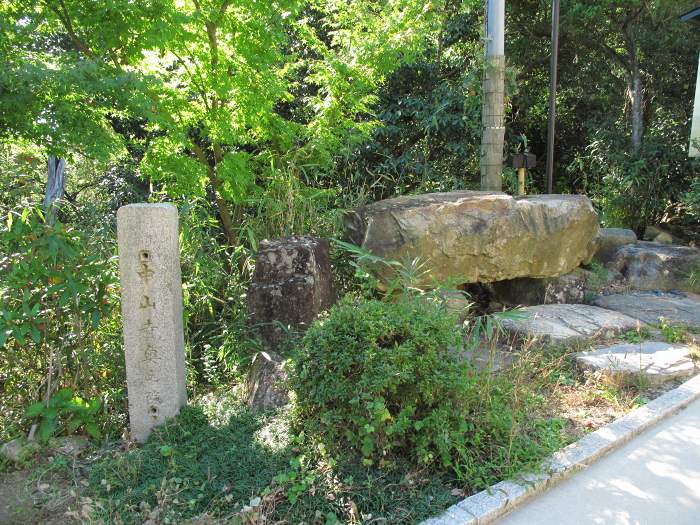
2,0,439,245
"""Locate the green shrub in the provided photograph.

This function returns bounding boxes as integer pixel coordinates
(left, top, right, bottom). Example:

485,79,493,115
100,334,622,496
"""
291,296,474,468
0,207,119,441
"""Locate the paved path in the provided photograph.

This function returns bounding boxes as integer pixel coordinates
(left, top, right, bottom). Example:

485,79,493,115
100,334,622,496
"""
496,399,700,525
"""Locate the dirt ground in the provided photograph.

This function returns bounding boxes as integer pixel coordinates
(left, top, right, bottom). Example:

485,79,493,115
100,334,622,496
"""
0,461,80,525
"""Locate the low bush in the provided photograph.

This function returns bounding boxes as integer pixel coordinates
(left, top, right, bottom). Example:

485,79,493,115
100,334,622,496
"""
292,296,468,468
291,295,565,481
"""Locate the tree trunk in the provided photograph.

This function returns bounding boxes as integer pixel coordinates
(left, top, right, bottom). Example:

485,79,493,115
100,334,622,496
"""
480,0,505,191
44,155,66,224
191,143,239,246
623,22,644,156
207,167,239,246
629,64,644,155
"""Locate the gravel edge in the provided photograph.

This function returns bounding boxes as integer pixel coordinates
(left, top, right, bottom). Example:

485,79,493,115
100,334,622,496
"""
421,373,700,525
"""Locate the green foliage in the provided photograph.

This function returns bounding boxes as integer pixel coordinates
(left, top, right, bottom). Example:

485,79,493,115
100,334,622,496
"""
291,296,565,483
291,296,467,468
88,390,459,524
2,0,443,244
340,1,484,198
0,207,119,441
25,388,102,442
687,265,700,293
620,327,652,344
657,318,688,344
578,132,696,230
0,208,113,347
508,0,700,229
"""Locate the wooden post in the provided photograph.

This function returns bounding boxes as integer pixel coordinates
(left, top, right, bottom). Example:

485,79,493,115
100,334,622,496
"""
518,167,526,195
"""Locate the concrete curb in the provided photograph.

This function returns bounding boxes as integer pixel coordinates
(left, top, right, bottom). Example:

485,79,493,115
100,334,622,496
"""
422,373,700,525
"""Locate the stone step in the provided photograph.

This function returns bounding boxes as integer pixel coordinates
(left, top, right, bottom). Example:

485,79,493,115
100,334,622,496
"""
575,342,699,384
499,304,643,344
593,292,700,328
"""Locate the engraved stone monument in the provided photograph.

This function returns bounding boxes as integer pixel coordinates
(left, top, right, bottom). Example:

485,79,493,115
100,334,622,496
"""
117,203,187,443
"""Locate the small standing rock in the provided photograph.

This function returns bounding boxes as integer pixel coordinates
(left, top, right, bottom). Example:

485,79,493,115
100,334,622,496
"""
247,236,336,350
245,352,289,410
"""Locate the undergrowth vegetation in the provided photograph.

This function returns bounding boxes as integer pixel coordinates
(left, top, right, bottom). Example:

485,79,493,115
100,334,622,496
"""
2,0,700,523
291,295,565,483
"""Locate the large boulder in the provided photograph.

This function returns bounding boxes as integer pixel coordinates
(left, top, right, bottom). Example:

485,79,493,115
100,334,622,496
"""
605,242,700,292
344,192,599,285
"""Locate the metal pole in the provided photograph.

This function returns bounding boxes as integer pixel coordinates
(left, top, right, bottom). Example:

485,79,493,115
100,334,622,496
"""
480,0,506,191
546,0,560,194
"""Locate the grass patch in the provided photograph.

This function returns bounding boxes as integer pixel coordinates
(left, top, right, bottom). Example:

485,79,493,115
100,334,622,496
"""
85,374,567,524
85,390,461,524
88,393,290,524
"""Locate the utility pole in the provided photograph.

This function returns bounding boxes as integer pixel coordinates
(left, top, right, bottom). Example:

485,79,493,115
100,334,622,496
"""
480,0,505,191
546,0,560,193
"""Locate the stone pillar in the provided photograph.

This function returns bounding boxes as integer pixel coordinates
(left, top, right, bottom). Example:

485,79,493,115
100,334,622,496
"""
247,236,336,350
117,203,187,443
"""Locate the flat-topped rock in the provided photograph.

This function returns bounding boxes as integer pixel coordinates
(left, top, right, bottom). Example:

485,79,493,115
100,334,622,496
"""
593,228,637,263
499,304,643,344
594,292,700,327
576,342,698,384
605,241,700,292
344,192,599,286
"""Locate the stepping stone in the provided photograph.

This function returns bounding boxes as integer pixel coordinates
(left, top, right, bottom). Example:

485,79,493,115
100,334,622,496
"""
499,304,643,344
594,292,700,328
576,342,698,384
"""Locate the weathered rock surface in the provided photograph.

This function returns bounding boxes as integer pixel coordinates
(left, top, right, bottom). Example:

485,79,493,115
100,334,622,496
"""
593,228,637,263
1,438,38,463
344,192,599,286
117,203,187,443
51,436,89,457
576,342,698,384
594,292,700,327
499,304,643,343
492,268,593,306
458,344,514,372
606,242,700,292
248,236,336,349
246,352,289,410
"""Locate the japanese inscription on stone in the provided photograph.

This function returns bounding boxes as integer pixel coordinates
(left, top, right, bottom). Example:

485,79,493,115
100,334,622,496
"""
117,203,187,443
